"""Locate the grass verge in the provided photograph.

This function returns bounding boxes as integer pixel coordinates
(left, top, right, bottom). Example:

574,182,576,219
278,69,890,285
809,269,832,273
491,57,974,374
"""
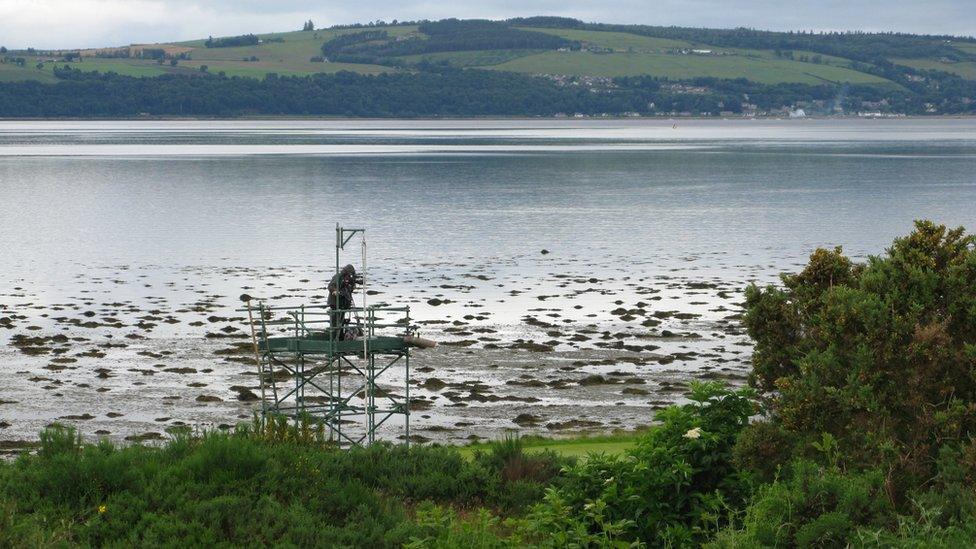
460,432,640,460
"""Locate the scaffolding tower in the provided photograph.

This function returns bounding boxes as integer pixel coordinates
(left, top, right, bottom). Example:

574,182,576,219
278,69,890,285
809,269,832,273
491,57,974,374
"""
240,225,417,447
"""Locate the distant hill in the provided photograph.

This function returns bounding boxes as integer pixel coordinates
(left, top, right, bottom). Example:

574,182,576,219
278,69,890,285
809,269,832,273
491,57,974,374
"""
1,17,975,117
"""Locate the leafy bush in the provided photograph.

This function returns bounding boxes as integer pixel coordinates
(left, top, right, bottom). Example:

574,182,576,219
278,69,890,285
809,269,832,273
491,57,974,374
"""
717,446,976,548
743,220,976,498
471,435,569,512
518,489,640,548
521,382,755,546
709,460,892,548
406,503,517,548
731,419,793,484
854,497,976,547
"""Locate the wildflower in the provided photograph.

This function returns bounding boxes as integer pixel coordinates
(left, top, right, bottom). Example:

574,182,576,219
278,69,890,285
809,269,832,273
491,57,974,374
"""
98,504,107,514
683,427,702,439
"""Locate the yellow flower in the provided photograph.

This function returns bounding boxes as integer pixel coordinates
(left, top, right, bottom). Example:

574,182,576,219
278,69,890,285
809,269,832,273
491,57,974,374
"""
98,505,107,514
683,427,702,439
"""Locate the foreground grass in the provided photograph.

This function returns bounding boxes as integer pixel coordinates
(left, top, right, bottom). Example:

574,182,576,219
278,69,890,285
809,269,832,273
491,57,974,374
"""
0,421,625,546
0,421,565,547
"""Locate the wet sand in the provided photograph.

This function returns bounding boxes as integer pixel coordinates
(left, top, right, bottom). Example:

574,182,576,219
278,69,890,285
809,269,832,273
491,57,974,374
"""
3,118,972,451
0,249,791,452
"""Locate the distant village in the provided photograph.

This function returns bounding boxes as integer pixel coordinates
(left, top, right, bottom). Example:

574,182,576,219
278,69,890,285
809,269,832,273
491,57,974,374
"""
539,73,909,118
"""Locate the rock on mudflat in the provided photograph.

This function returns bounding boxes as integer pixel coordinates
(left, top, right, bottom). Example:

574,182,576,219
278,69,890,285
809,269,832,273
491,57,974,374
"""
513,413,543,427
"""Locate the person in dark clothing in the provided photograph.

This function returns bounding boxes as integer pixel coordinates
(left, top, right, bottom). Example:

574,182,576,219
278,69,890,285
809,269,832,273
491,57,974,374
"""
328,264,358,340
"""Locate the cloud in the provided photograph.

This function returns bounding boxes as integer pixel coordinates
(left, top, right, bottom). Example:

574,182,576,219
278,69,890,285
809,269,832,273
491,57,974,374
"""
1,0,973,50
0,0,309,48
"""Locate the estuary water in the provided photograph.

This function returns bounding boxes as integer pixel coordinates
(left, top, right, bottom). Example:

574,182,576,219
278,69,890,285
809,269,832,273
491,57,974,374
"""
0,118,975,446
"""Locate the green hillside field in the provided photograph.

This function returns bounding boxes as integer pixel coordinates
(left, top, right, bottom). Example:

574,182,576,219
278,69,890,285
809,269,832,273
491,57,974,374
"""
172,25,415,76
0,25,409,82
0,21,942,86
2,18,975,117
894,58,976,80
0,62,60,83
397,49,542,67
482,49,893,85
518,27,696,51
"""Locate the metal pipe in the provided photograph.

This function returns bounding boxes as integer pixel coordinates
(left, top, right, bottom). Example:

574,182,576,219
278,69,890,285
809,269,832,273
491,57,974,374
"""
402,335,437,349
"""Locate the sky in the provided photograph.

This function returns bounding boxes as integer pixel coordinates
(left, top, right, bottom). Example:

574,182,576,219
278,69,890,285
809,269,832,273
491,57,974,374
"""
2,0,975,50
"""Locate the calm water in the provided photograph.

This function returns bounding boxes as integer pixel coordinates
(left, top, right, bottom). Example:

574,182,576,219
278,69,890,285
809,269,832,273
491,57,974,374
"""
1,119,974,277
0,118,975,444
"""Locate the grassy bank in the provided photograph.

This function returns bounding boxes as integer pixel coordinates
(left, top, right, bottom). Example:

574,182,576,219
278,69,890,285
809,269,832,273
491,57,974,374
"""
460,433,640,460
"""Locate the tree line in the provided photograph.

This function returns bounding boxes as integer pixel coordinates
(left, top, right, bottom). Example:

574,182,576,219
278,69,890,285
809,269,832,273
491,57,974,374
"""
507,16,976,63
1,65,968,118
320,19,577,64
205,34,259,48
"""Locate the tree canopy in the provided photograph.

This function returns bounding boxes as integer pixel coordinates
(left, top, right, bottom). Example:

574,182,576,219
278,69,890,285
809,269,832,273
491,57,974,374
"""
743,221,976,497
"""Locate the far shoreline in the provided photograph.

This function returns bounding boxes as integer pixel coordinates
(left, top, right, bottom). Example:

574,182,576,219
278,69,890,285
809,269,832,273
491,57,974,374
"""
2,114,976,122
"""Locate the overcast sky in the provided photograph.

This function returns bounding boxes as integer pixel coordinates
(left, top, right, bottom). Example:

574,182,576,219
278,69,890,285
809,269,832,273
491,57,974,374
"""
3,0,974,50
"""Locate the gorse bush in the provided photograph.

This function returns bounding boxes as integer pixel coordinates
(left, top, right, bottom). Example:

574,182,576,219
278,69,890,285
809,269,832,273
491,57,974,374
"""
714,449,976,548
709,459,893,548
742,220,976,499
705,220,976,548
3,429,398,546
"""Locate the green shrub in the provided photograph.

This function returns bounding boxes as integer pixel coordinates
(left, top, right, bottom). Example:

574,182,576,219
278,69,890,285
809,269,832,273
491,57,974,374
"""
853,445,976,546
472,435,569,512
518,488,641,548
38,423,82,458
473,435,568,484
743,221,976,497
854,496,976,547
406,502,518,548
520,382,755,546
709,460,892,548
732,420,794,484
